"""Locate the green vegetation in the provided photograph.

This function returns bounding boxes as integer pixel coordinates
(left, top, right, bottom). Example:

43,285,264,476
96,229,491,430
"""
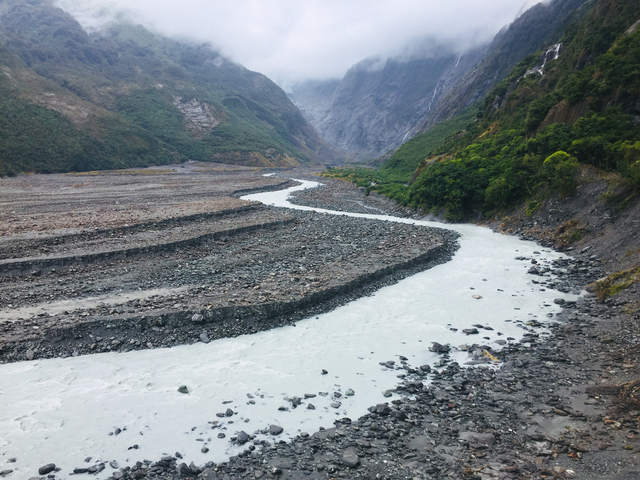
589,267,640,302
0,0,325,176
328,0,640,221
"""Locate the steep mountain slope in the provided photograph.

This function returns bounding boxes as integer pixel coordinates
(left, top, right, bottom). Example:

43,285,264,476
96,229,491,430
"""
412,0,589,135
0,0,339,176
291,48,486,159
291,0,587,160
335,0,640,224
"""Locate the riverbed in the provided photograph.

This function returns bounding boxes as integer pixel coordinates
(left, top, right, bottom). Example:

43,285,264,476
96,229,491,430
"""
0,180,579,479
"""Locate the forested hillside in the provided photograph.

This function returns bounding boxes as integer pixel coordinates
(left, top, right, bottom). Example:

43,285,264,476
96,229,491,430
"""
0,0,338,176
329,0,640,221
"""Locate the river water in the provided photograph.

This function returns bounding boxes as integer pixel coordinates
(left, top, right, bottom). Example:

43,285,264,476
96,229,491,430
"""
0,180,579,478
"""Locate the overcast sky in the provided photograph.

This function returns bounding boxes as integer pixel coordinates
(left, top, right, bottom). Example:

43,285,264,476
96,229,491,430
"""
56,0,542,87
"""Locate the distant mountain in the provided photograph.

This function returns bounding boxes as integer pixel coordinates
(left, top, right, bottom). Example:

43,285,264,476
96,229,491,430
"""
290,48,486,160
0,0,340,176
290,0,587,160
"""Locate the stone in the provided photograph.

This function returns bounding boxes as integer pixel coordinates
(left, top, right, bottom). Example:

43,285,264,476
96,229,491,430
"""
342,448,360,468
237,431,250,444
178,385,189,394
585,385,621,395
458,432,496,448
38,464,56,475
269,425,284,435
26,349,34,360
462,328,479,335
429,342,450,353
192,314,204,323
200,332,210,343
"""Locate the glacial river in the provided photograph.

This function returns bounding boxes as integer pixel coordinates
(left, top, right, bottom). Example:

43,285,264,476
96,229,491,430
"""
0,180,579,478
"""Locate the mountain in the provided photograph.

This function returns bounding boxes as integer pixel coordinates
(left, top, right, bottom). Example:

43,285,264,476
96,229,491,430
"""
332,0,640,222
0,0,340,176
290,0,587,160
411,0,589,135
290,47,486,159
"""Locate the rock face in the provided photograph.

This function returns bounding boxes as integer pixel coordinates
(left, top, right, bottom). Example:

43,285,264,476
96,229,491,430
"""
290,0,586,159
291,48,485,159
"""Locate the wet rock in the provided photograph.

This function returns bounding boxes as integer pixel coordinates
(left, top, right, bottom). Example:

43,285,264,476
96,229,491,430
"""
269,425,283,435
429,342,450,353
38,464,56,475
236,431,250,444
178,385,189,394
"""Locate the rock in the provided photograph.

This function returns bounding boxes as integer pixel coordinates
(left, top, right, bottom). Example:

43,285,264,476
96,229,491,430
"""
429,342,450,353
0,471,13,478
269,425,284,435
554,298,566,305
419,364,432,373
25,349,34,360
307,404,315,410
192,313,204,323
462,328,479,335
178,385,189,394
458,432,496,448
200,332,210,343
585,385,621,395
383,390,392,397
345,388,355,396
237,431,250,444
375,403,391,415
38,464,56,475
342,448,360,468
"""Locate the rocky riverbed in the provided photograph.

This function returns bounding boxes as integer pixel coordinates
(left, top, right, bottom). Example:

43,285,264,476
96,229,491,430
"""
2,173,640,480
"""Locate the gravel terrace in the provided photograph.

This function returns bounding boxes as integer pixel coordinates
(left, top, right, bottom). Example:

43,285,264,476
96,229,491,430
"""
0,167,456,363
2,171,639,480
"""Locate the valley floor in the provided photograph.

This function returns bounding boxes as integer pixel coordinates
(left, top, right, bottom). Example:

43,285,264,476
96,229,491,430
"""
1,168,639,480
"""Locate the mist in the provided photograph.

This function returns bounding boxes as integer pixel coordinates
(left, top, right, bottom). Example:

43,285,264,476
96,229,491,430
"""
55,0,542,86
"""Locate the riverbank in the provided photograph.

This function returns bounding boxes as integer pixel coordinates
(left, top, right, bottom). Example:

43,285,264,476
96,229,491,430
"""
0,167,458,364
2,172,639,480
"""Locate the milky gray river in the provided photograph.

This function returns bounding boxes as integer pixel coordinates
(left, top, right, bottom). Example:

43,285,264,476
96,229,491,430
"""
0,180,579,478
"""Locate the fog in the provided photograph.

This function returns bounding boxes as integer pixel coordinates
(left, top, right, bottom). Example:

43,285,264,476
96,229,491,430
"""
55,0,542,86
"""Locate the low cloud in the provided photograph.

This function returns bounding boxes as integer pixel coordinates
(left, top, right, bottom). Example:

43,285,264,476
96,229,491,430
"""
55,0,542,85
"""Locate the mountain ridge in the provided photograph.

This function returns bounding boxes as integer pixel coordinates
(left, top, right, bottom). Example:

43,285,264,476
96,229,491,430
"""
0,0,341,176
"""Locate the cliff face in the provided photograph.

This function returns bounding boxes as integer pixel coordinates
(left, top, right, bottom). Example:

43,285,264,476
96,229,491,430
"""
291,48,486,159
413,0,589,134
290,0,587,160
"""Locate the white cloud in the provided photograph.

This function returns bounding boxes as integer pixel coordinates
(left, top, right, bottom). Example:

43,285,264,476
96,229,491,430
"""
55,0,542,85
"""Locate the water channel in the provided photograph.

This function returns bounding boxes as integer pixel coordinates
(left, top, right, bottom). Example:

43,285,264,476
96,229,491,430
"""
0,180,579,478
